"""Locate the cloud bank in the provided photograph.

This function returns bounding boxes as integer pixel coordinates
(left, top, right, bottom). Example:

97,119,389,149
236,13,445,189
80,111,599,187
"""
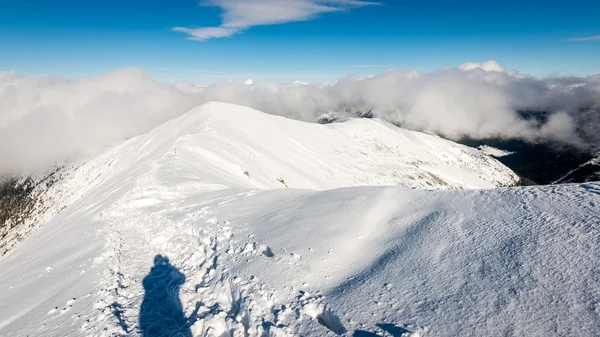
1,61,600,173
173,0,377,41
188,62,600,146
0,69,199,173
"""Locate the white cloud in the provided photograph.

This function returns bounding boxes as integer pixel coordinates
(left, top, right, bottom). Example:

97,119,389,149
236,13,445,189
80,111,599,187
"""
173,0,378,41
567,35,600,41
0,69,200,173
172,26,237,40
2,61,600,174
458,60,505,72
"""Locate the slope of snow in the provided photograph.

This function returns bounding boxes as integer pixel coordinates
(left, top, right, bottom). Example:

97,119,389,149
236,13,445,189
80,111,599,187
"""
89,101,515,191
0,102,518,256
0,173,597,336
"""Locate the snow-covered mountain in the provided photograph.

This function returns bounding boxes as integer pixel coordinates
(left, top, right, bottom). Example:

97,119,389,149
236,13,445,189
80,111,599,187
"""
2,102,597,337
0,102,519,256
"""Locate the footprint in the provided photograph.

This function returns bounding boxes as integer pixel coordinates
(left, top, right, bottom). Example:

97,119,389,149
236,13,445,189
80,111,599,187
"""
262,246,274,258
316,305,347,335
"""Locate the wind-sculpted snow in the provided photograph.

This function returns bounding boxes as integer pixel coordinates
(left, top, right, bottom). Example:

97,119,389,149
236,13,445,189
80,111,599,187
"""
0,103,596,337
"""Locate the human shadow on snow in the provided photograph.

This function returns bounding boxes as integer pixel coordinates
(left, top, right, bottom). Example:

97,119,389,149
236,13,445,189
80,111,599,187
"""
138,255,413,337
139,255,192,337
353,323,411,337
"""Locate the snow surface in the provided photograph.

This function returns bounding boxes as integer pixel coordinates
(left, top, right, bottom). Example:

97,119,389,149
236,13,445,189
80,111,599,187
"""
477,145,514,158
1,102,597,337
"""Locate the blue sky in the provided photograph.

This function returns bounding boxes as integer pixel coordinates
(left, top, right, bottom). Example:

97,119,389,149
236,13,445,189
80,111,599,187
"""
1,0,599,83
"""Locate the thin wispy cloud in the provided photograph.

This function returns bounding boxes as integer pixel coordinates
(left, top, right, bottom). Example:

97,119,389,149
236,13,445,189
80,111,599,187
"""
173,0,379,41
567,35,600,41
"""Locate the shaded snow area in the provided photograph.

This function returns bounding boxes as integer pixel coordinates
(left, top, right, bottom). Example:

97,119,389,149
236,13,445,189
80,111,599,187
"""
0,102,597,337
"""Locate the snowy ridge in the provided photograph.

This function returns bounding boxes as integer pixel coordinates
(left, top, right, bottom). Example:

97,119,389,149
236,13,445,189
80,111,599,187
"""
82,101,516,192
3,102,594,337
553,155,600,184
0,102,518,257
